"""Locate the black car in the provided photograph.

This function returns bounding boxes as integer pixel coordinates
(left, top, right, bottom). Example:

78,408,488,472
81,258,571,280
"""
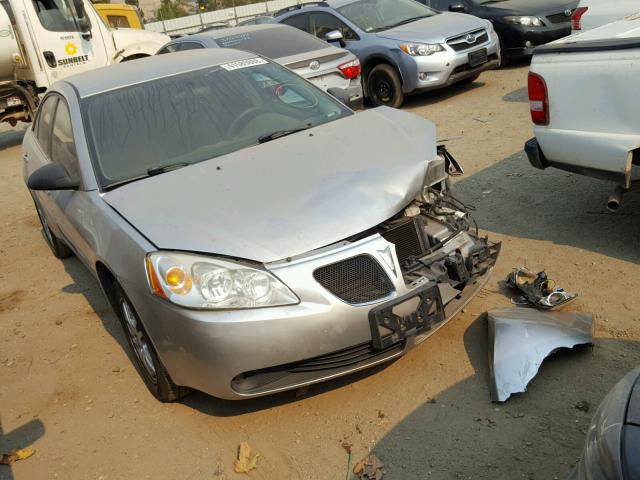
418,0,578,63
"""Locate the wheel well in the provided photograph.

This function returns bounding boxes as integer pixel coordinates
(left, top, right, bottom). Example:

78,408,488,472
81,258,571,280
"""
361,58,402,96
96,261,117,309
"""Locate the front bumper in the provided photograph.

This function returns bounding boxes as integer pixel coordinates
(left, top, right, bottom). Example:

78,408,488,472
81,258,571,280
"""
129,231,499,400
496,23,571,58
401,33,501,94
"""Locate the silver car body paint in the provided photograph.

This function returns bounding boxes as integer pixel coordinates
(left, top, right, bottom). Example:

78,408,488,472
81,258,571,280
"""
23,50,498,399
488,308,593,402
102,107,434,263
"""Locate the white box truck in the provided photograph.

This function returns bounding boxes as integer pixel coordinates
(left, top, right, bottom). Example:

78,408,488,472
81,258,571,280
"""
0,0,168,126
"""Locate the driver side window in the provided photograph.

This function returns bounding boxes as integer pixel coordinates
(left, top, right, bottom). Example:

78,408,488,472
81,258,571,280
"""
309,13,358,40
35,96,57,157
31,0,91,32
50,100,79,178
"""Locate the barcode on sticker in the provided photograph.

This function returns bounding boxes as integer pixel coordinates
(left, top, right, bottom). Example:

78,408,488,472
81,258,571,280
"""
220,58,268,71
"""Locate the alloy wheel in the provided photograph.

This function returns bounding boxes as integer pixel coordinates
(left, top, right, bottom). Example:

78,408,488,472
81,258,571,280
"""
120,299,157,383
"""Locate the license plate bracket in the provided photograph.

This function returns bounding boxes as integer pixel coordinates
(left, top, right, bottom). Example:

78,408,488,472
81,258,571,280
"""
369,284,445,350
468,48,488,68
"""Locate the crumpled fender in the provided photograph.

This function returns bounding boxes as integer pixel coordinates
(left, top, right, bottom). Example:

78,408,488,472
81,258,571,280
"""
488,308,593,402
111,28,170,61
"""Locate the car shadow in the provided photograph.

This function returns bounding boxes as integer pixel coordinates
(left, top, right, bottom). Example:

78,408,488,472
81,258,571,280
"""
450,151,640,264
59,256,129,355
369,315,640,479
0,127,26,152
182,360,399,417
0,418,45,480
502,86,527,103
501,57,532,71
402,80,487,109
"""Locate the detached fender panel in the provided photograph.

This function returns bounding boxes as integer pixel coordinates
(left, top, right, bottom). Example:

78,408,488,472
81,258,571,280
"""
488,308,593,402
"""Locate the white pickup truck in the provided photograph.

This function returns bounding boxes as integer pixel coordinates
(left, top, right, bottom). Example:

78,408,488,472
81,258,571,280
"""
571,0,640,33
525,16,640,211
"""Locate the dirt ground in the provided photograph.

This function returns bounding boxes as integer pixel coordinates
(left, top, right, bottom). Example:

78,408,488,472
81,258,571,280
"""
2,61,640,480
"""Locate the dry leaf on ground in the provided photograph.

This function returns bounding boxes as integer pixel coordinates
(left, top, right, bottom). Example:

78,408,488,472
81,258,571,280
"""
353,454,384,480
234,442,260,474
0,448,35,465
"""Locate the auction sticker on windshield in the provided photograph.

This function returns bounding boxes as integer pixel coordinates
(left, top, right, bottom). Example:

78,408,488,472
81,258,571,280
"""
220,58,268,71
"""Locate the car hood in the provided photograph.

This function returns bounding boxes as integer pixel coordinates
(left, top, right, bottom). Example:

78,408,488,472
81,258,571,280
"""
480,0,577,16
376,13,487,43
103,107,437,263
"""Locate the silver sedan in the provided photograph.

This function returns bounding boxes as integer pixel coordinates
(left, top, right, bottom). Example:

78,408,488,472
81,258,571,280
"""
23,49,498,401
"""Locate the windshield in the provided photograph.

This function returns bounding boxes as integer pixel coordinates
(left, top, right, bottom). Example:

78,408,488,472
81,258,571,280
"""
83,58,351,189
338,0,436,33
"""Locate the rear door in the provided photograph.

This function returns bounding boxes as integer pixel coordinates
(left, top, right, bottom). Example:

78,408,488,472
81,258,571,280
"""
22,0,110,85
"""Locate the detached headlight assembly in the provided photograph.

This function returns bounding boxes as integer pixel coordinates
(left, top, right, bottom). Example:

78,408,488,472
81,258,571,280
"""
146,252,298,309
504,16,543,26
399,43,443,56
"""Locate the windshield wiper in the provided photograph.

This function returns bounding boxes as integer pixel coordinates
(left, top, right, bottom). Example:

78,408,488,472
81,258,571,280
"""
147,162,189,176
382,14,432,30
257,124,312,144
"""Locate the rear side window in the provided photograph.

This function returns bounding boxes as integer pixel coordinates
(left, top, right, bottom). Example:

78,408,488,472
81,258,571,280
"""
50,101,79,177
280,14,311,33
107,15,130,28
178,41,204,51
35,96,57,157
213,26,328,58
309,12,358,40
157,44,178,55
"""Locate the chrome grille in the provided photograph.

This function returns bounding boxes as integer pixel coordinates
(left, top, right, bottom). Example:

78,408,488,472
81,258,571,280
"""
313,255,394,304
447,29,488,51
382,218,425,265
546,10,573,24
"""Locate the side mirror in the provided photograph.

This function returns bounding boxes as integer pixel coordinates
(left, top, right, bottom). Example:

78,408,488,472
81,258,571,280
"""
27,163,79,191
72,0,92,34
449,3,467,12
325,30,345,47
327,87,363,111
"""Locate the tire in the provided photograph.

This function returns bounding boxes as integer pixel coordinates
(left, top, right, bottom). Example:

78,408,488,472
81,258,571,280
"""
33,198,73,259
113,282,191,402
367,64,404,108
497,35,509,68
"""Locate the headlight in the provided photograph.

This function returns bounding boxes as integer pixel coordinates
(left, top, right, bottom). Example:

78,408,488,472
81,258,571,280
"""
399,43,444,56
504,16,543,26
146,252,298,309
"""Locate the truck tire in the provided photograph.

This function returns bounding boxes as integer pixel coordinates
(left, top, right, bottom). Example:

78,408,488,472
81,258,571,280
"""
367,64,404,108
33,198,73,259
113,282,191,402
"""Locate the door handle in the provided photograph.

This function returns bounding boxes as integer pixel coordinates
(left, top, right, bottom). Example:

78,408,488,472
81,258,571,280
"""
23,153,29,162
43,51,56,68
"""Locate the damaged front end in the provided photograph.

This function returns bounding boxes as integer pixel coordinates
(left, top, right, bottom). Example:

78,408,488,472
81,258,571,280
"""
351,146,501,350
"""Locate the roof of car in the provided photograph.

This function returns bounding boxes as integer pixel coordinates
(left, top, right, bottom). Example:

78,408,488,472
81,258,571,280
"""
59,49,259,98
186,23,290,42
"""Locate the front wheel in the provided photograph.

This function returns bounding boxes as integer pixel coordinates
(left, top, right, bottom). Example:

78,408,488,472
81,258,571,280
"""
367,64,404,108
113,282,190,402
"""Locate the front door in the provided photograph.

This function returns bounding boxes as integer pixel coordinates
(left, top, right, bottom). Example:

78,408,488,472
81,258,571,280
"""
23,0,110,84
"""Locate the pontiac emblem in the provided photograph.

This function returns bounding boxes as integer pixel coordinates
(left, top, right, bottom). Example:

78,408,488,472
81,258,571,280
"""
309,60,320,70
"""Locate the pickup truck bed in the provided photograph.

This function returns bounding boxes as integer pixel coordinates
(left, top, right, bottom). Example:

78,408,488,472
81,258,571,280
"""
525,17,640,190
